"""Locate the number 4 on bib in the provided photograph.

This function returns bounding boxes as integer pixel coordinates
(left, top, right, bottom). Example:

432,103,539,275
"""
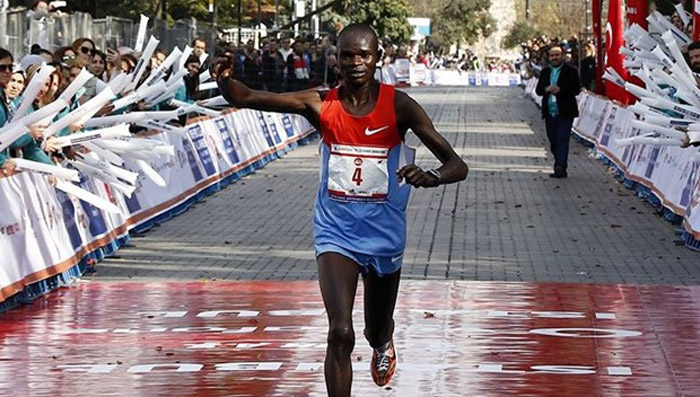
351,167,363,186
328,144,389,202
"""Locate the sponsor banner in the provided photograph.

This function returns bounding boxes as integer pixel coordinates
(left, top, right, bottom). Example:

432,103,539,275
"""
380,66,522,87
0,109,316,303
528,80,700,241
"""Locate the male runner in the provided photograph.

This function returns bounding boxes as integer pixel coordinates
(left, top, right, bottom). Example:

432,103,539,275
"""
216,24,468,396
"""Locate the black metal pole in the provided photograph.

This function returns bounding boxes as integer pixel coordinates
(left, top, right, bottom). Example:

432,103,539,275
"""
585,0,591,42
526,0,530,20
210,0,216,56
257,0,262,43
275,0,279,29
238,0,243,46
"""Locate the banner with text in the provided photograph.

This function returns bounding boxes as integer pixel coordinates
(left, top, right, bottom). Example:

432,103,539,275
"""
523,78,700,246
0,109,316,303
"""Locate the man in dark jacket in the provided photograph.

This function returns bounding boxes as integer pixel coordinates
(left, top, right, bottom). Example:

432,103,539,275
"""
536,45,581,178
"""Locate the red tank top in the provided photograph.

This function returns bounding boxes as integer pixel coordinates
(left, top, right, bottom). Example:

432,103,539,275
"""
319,84,401,147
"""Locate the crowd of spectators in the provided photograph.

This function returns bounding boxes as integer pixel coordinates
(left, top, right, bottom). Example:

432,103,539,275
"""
516,3,700,92
517,34,596,91
0,0,565,177
0,34,232,176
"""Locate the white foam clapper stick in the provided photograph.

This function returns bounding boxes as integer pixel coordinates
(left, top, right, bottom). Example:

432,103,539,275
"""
134,14,149,53
11,63,55,121
55,180,122,214
124,36,160,93
143,47,182,87
13,158,80,182
43,87,116,138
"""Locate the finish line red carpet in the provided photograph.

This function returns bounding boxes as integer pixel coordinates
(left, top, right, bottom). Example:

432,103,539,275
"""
1,281,698,396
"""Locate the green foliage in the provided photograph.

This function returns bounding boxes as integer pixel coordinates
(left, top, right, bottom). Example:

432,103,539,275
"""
64,0,278,26
502,21,541,49
429,0,494,49
329,0,414,43
511,0,586,39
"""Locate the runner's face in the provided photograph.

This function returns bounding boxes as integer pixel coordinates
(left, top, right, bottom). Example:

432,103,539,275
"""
338,34,377,86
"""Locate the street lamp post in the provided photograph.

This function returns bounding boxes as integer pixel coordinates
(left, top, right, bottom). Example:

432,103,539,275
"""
238,0,243,46
585,0,591,42
209,0,216,56
526,0,530,20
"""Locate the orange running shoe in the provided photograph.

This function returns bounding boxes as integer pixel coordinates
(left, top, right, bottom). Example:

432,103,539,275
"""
371,340,397,386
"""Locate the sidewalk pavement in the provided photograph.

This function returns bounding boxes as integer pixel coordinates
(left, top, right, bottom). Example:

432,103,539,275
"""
95,86,700,285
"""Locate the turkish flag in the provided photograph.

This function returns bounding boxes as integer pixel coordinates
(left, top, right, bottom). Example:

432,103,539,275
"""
626,0,648,101
626,0,648,29
693,0,700,41
604,0,630,104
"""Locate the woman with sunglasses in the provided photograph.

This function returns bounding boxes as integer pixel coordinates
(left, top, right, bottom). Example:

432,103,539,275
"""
71,37,96,68
54,46,77,64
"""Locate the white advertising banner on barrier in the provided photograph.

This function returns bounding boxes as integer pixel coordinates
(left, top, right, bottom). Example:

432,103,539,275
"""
381,65,521,87
0,109,315,302
527,82,700,242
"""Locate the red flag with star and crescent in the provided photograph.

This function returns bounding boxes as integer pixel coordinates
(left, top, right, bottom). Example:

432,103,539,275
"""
604,0,630,104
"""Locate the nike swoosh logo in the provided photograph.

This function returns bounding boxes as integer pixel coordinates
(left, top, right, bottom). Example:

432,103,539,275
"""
391,255,403,262
364,126,389,136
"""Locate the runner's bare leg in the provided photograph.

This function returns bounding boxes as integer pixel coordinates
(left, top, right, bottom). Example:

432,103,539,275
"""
363,268,401,348
318,253,360,397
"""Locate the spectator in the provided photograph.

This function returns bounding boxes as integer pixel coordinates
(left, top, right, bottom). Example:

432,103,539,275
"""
89,50,107,81
261,39,279,92
40,66,62,107
688,41,700,74
192,37,209,70
243,45,262,90
278,36,293,91
7,64,61,166
81,51,107,103
72,37,96,68
309,42,326,87
326,45,339,88
5,69,25,103
119,53,137,74
26,1,49,48
175,55,200,103
535,45,581,179
151,48,166,69
672,13,685,32
54,46,77,64
580,42,596,91
0,47,15,173
287,41,309,91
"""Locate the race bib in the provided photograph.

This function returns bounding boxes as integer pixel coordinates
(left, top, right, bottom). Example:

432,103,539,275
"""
328,144,389,202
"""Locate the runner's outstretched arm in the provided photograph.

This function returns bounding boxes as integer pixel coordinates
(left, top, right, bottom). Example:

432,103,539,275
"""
215,56,323,126
395,91,468,188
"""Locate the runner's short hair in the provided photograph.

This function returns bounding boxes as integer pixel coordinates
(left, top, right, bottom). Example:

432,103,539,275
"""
337,23,379,54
